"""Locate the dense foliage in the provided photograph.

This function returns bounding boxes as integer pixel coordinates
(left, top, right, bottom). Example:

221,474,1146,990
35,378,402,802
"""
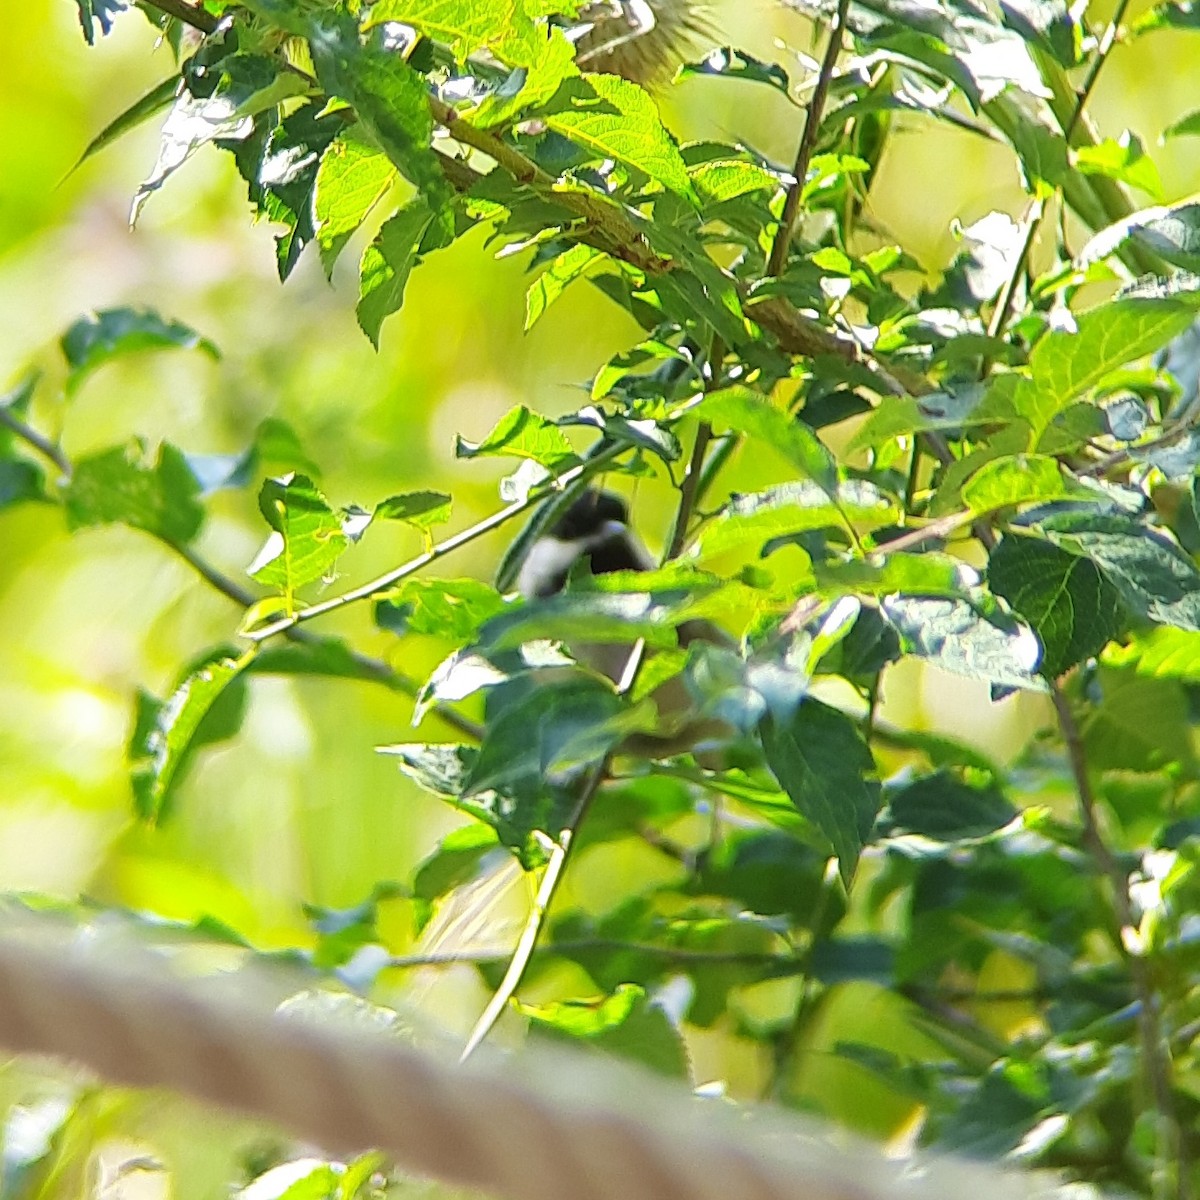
6,0,1200,1195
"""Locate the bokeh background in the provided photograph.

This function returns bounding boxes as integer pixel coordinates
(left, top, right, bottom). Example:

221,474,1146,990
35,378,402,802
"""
1,0,1198,1083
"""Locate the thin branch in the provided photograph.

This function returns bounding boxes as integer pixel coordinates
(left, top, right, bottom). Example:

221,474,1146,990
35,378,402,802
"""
137,0,216,33
766,0,853,279
1065,0,1134,142
243,443,628,642
1050,683,1184,1200
986,198,1043,345
0,406,72,479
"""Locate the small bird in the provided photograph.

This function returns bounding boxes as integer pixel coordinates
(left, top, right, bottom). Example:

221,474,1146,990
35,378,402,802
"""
517,489,653,599
516,487,734,757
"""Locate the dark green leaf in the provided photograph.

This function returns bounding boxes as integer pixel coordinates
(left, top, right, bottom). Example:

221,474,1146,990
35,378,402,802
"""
988,535,1126,677
74,0,127,43
65,440,204,545
357,199,449,347
677,47,793,97
465,674,639,795
1000,0,1081,64
883,769,1017,841
61,308,219,394
759,697,880,885
1037,512,1200,631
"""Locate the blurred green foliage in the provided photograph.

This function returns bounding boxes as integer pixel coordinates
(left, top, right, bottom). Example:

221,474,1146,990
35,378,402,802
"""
6,0,1200,1197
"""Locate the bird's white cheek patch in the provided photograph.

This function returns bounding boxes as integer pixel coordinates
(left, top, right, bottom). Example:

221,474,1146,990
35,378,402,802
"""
516,537,588,598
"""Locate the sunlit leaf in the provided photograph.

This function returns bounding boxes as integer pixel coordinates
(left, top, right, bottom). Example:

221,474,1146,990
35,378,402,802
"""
130,651,253,823
522,983,690,1078
248,473,349,592
315,129,398,278
543,75,698,203
456,404,580,468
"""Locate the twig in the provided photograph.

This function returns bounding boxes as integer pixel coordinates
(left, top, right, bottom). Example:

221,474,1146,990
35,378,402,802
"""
1050,683,1184,1200
0,406,72,479
986,199,1043,345
766,0,853,279
243,443,628,642
136,0,217,33
1065,0,1134,142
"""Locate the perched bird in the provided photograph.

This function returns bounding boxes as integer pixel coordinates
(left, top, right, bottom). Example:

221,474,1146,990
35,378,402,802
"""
569,0,712,87
517,489,653,599
516,487,734,757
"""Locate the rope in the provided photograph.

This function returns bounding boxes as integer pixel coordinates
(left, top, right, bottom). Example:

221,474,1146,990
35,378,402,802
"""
0,915,1047,1200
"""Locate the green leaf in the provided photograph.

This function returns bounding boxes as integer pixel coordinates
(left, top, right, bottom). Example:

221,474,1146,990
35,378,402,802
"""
961,454,1092,513
376,578,508,641
315,129,399,278
522,983,690,1078
380,740,573,868
61,307,219,394
883,769,1017,841
235,1159,342,1200
1083,203,1200,276
374,489,452,531
1102,626,1200,681
75,76,179,168
882,596,1047,691
1073,133,1164,202
366,0,580,127
411,824,501,909
1000,0,1081,65
465,674,638,795
759,697,880,886
1012,297,1198,441
232,100,345,281
248,473,349,592
252,636,409,689
130,651,253,823
696,386,837,494
817,552,969,598
988,535,1126,677
847,384,990,450
542,75,698,204
689,159,781,206
1082,667,1197,773
357,199,446,348
477,590,688,656
0,459,44,510
1163,110,1200,140
693,480,897,560
526,244,604,330
455,404,580,469
65,440,204,545
1037,512,1200,631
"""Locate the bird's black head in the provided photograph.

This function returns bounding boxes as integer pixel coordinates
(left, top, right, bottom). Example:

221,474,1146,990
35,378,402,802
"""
551,489,630,541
